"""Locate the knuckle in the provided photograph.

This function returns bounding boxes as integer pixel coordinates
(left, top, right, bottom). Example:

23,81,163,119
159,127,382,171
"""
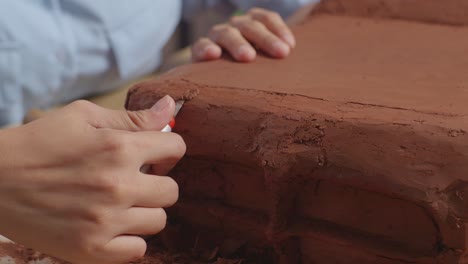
262,12,281,25
106,181,126,203
226,26,241,36
249,20,266,31
84,206,106,225
67,100,95,116
109,185,127,204
75,235,101,256
86,210,114,236
222,27,236,36
210,24,227,35
125,110,150,130
93,174,126,203
211,24,238,37
250,8,281,24
234,19,252,32
70,100,93,110
267,11,282,20
100,132,124,151
100,132,133,160
229,15,248,25
94,173,116,191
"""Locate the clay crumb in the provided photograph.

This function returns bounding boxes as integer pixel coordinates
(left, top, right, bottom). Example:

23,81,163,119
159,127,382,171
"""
448,129,466,137
182,89,200,101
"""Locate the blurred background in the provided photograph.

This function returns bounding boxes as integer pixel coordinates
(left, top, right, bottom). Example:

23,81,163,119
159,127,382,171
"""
156,0,319,71
3,0,319,126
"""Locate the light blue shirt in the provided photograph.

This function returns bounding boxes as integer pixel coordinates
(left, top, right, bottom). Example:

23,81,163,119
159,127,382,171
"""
0,0,181,126
0,0,317,126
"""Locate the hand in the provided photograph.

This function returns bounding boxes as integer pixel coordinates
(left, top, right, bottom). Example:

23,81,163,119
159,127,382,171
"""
192,8,296,62
0,96,186,264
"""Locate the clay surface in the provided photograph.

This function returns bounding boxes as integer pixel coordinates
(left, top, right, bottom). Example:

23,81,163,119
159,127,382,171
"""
0,241,62,264
126,0,468,263
4,0,468,263
314,0,468,26
0,239,246,264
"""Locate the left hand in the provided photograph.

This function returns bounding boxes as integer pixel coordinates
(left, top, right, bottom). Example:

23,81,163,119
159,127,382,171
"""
0,96,185,264
192,8,296,62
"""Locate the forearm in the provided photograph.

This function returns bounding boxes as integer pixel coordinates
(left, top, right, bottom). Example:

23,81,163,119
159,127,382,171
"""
0,126,26,237
0,127,23,181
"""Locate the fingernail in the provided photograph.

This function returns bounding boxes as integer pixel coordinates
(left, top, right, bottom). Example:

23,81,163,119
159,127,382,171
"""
272,41,290,58
282,34,296,48
236,45,256,61
151,95,171,112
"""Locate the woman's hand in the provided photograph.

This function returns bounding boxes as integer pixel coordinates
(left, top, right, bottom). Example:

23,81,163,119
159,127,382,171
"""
192,8,296,62
0,95,186,264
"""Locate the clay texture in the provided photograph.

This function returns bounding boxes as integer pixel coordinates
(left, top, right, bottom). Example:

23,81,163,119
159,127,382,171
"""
126,0,468,263
3,0,468,263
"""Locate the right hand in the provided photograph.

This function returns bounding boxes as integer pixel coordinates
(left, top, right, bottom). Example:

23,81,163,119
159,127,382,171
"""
192,8,295,62
0,95,186,264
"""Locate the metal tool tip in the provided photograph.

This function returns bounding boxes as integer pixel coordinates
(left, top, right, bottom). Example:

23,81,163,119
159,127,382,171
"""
174,100,185,117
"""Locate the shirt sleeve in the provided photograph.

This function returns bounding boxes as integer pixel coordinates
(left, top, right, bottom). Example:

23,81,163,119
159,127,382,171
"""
0,0,181,126
0,38,22,126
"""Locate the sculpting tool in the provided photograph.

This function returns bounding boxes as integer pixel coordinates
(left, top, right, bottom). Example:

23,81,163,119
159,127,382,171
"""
141,100,184,174
161,100,184,132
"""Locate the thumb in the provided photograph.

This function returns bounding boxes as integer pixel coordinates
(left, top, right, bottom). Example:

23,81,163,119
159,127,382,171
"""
91,95,176,131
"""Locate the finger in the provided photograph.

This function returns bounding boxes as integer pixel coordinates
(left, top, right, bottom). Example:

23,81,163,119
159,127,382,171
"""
209,24,256,62
131,174,178,208
86,95,176,132
249,8,296,48
129,131,186,174
191,38,222,62
118,207,167,235
230,16,290,58
102,236,147,263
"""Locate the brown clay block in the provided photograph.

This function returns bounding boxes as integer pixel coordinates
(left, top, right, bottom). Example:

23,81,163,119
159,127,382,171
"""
126,1,468,263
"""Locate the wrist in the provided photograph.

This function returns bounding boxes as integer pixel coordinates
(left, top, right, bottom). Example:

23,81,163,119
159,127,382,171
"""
0,127,22,236
0,127,24,180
